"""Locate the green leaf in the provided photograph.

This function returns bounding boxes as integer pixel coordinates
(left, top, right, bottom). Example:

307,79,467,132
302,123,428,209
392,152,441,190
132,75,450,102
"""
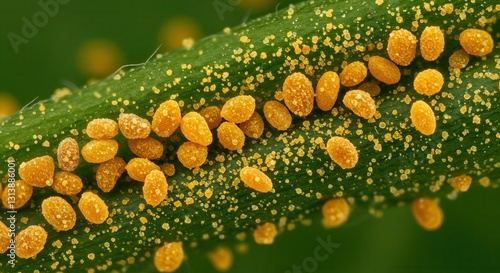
0,0,498,272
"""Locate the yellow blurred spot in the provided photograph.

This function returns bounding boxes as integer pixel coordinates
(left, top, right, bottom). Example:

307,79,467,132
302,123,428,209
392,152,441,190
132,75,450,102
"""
159,17,202,51
208,246,233,272
77,39,124,79
240,0,277,12
0,92,21,119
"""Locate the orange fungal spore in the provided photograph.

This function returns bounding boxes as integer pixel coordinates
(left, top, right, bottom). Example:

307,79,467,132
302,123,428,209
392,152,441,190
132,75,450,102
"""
412,197,443,231
387,28,417,66
316,71,340,111
448,49,469,69
41,196,77,231
367,56,401,84
342,90,376,119
57,137,80,172
217,122,246,151
448,174,472,192
81,139,119,163
143,170,168,207
339,61,368,87
125,158,161,182
413,69,444,96
52,171,83,196
239,112,264,139
263,100,292,131
86,118,118,139
220,95,256,123
19,155,55,187
459,28,494,57
0,222,9,254
180,112,213,146
15,225,47,259
420,26,444,61
118,113,151,139
410,100,436,136
282,72,315,117
128,137,164,160
239,167,273,193
199,106,223,130
326,136,358,169
96,157,126,192
253,222,277,245
322,198,350,228
78,191,109,224
152,100,182,138
176,141,208,169
2,180,32,209
154,242,184,272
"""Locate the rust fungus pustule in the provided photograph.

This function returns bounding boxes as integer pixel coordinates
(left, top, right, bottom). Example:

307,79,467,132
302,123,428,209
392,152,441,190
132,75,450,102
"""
217,122,246,151
15,225,47,259
128,137,164,160
2,180,32,209
368,56,401,85
282,72,315,117
412,197,443,231
176,141,208,169
125,158,161,182
180,111,213,146
143,170,168,207
322,198,350,228
448,49,469,69
41,196,77,231
419,26,445,61
96,157,126,192
410,100,436,136
199,106,222,130
387,28,418,66
342,90,376,119
152,100,182,138
208,246,233,272
154,242,185,273
78,191,109,224
316,71,340,111
220,95,256,123
253,222,278,245
448,174,472,192
239,166,273,193
0,221,9,254
413,69,444,96
81,139,119,163
118,113,151,139
326,136,359,169
263,100,292,131
56,137,80,172
52,171,83,196
239,112,265,139
19,155,55,187
459,28,494,57
339,61,368,87
86,118,119,139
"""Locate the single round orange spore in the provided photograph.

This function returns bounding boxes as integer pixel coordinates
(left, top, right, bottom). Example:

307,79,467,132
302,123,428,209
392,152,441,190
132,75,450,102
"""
19,155,54,187
368,56,401,84
154,242,184,273
342,90,376,119
152,100,182,138
143,170,168,207
420,26,444,61
316,71,340,111
239,112,264,139
448,49,469,69
358,81,381,96
412,197,443,231
41,196,76,231
253,222,277,245
339,61,368,87
128,137,164,160
86,118,118,139
57,137,80,172
81,139,119,163
459,28,494,57
326,136,358,169
448,174,472,192
160,162,176,177
413,69,444,96
410,100,436,136
125,158,161,182
180,112,213,146
78,191,109,224
118,113,151,139
220,95,256,123
52,171,83,196
263,100,292,131
176,141,208,169
239,167,273,193
15,225,47,259
199,106,222,130
208,246,233,272
96,157,126,193
217,122,245,151
387,28,417,66
2,180,33,209
322,198,350,228
282,72,315,117
0,221,9,254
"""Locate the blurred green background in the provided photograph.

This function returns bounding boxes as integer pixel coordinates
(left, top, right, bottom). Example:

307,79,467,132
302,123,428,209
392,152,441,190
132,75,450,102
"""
0,1,499,272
